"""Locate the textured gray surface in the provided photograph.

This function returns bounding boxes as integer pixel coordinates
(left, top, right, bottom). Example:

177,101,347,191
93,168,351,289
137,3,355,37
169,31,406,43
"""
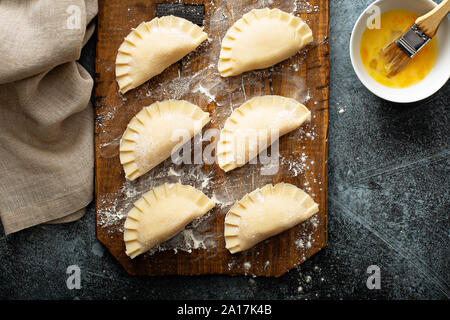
0,0,448,299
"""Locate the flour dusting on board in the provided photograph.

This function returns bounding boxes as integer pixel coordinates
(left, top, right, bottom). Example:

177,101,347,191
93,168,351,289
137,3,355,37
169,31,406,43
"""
96,0,324,263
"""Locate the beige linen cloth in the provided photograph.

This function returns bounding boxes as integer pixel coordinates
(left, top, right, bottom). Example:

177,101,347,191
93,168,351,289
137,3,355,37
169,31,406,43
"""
0,0,98,234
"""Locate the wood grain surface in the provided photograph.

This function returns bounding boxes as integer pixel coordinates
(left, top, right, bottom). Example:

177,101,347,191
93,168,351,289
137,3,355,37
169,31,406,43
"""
94,0,330,277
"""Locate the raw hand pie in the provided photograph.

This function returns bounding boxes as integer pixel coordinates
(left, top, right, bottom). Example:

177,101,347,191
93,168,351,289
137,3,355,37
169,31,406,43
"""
120,100,210,181
224,183,318,254
124,183,215,259
217,95,311,172
116,16,208,93
218,8,313,77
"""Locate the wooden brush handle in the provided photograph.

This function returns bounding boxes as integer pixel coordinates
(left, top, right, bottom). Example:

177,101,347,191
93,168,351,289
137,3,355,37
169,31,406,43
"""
416,0,450,37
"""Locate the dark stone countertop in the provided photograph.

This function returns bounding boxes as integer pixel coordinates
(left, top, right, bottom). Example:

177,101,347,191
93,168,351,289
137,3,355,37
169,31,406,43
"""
0,0,448,300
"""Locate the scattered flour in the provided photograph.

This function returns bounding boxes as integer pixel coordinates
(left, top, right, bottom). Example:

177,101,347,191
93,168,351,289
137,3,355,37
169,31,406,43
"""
168,167,181,177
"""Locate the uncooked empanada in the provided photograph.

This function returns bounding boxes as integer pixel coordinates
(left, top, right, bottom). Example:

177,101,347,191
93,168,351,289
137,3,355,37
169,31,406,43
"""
120,100,210,181
218,8,313,77
116,16,208,93
224,183,318,254
217,95,310,172
124,183,215,258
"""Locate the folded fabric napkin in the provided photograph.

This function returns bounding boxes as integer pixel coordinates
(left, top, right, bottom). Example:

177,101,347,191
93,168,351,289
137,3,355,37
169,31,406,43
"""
0,0,98,234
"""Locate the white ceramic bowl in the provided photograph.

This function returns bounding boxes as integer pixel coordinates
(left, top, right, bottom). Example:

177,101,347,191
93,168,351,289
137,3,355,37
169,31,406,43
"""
350,0,450,103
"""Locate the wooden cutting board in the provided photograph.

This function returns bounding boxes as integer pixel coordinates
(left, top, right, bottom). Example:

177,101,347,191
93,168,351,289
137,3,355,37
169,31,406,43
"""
94,0,329,277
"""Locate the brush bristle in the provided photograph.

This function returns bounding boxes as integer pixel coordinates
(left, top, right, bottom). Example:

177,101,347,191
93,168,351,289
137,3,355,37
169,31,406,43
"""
380,41,412,77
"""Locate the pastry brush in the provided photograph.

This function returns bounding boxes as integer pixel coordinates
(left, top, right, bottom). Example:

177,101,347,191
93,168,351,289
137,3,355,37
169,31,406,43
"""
380,0,450,77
